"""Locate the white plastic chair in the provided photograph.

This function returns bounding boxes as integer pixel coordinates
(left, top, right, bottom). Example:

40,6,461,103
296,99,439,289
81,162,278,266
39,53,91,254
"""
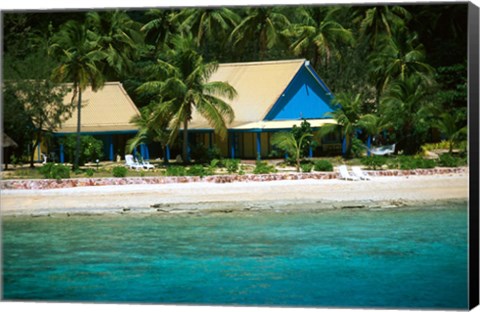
352,167,370,180
141,160,155,170
125,154,143,170
338,165,359,181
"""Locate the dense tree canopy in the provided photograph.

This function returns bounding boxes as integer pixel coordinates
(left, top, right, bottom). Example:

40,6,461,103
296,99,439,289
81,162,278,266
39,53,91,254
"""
2,3,469,163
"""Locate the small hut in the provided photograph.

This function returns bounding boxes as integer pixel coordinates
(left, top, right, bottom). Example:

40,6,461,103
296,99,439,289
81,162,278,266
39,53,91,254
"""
2,133,18,170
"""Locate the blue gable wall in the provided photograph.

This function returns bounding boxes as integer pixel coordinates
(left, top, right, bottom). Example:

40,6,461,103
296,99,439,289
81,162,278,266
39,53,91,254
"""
264,64,334,121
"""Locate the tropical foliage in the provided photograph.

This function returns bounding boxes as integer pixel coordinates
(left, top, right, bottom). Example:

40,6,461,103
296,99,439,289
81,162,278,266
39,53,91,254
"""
2,4,468,165
271,130,313,172
3,46,72,168
135,34,236,162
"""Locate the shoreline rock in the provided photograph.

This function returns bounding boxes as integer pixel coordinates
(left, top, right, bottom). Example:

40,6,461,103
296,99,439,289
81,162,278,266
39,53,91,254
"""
2,198,468,218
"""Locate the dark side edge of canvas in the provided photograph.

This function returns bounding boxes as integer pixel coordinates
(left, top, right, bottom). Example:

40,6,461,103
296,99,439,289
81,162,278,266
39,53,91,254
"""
468,1,480,310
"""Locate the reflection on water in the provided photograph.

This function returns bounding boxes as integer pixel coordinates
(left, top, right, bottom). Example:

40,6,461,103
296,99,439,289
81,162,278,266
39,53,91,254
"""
2,203,468,309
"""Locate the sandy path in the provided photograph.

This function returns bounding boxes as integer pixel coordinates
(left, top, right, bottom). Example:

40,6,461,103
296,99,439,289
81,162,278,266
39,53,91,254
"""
0,173,469,216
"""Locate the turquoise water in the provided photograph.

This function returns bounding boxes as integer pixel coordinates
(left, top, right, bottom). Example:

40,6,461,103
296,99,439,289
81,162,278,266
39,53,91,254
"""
2,203,468,309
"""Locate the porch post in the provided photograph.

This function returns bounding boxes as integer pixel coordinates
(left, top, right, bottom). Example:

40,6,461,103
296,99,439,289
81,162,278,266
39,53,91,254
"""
309,145,313,158
60,144,64,163
342,136,347,157
186,133,191,162
145,144,150,160
230,133,235,159
140,144,145,159
367,135,371,157
166,144,170,161
108,135,114,161
256,132,262,160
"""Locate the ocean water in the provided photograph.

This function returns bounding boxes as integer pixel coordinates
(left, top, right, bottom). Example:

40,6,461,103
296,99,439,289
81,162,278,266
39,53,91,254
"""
2,202,468,309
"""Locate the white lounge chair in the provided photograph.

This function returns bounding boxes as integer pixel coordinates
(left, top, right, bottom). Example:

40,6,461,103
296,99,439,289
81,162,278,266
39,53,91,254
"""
125,154,143,170
369,144,396,156
338,165,359,181
352,167,370,180
141,160,155,170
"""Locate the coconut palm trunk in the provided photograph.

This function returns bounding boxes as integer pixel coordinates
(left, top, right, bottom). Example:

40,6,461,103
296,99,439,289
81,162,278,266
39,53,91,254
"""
29,131,41,168
74,88,82,170
182,118,189,163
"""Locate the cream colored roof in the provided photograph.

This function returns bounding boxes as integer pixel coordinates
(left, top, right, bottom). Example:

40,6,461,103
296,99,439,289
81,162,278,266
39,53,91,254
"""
56,82,140,133
231,119,337,131
189,59,306,130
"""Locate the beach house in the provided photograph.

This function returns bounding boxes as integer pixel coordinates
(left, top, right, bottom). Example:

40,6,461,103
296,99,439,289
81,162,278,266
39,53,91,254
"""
183,59,340,160
35,82,141,163
36,60,340,163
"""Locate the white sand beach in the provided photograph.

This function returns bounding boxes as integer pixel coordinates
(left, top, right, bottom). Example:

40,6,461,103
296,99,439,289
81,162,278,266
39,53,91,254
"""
0,172,469,216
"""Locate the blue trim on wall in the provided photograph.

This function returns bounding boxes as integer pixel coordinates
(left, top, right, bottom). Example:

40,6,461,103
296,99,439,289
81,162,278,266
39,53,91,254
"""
305,61,333,97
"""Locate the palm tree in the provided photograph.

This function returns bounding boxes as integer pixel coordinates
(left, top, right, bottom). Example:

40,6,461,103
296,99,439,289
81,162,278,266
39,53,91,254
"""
50,20,106,170
380,75,434,154
86,10,144,79
370,30,434,93
175,8,240,47
288,6,353,68
360,5,411,48
317,92,365,158
141,9,179,51
136,35,237,163
127,102,173,163
229,7,290,60
433,112,467,154
356,113,393,154
271,131,313,172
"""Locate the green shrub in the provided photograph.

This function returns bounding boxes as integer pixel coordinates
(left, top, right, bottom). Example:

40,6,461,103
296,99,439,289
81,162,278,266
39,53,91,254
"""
38,163,71,180
301,162,314,173
313,160,334,172
361,155,387,170
61,135,104,165
421,141,451,152
399,156,416,170
388,156,437,170
438,153,460,167
165,165,186,176
224,159,240,174
205,159,220,175
112,166,128,177
187,165,208,177
85,168,95,177
351,137,366,158
416,158,436,169
253,161,276,174
191,144,222,164
10,155,23,167
210,159,221,168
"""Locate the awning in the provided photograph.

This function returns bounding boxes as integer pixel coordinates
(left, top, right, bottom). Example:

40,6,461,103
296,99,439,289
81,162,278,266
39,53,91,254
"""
231,119,337,131
188,118,337,132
